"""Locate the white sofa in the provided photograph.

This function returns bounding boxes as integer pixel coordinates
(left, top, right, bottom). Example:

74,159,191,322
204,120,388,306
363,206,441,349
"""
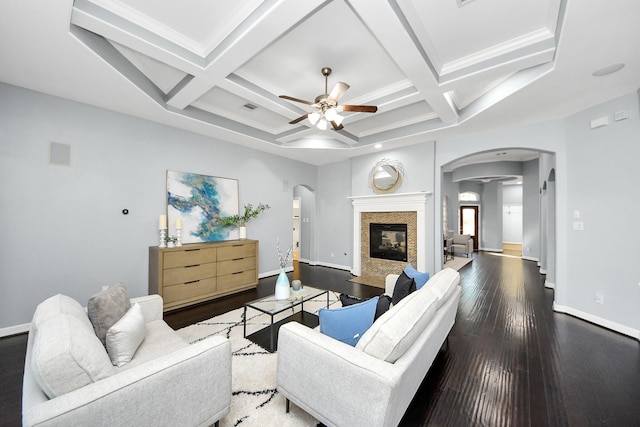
22,293,232,427
276,268,461,427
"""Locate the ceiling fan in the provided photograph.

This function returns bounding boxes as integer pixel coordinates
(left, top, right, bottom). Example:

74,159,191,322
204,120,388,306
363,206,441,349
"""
279,67,378,131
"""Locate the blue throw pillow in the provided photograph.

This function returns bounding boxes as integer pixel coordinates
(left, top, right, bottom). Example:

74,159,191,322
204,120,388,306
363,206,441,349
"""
404,264,430,289
319,296,379,346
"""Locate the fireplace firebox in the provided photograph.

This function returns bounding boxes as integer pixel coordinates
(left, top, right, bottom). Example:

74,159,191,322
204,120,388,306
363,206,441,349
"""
369,223,408,262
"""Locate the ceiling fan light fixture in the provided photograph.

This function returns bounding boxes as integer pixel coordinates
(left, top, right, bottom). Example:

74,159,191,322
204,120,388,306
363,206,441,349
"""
308,111,320,125
325,107,338,121
316,118,328,130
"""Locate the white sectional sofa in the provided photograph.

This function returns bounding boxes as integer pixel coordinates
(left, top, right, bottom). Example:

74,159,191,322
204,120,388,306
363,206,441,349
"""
22,293,231,427
276,268,461,427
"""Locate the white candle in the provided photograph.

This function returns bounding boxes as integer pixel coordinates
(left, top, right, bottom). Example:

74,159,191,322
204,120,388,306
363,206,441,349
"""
175,218,182,229
159,214,167,229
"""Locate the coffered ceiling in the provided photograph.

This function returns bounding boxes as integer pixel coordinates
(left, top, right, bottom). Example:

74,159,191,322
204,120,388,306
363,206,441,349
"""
1,0,639,165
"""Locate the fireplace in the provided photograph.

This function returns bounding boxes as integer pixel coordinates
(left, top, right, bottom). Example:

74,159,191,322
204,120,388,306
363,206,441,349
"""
369,223,408,262
349,192,431,277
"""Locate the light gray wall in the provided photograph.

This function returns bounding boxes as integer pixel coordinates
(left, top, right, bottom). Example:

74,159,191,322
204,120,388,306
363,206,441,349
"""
480,181,503,251
0,83,316,329
315,160,352,269
561,91,640,332
441,172,457,237
4,81,640,340
522,159,540,260
348,143,437,273
292,185,315,263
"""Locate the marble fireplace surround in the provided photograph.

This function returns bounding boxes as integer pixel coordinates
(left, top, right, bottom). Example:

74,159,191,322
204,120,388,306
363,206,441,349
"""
349,192,431,277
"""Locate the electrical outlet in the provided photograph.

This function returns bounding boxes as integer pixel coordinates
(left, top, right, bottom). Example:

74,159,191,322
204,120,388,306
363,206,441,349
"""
573,221,584,231
331,252,335,257
594,292,604,304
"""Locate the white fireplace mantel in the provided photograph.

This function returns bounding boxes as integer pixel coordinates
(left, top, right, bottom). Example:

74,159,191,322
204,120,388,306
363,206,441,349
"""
348,192,432,276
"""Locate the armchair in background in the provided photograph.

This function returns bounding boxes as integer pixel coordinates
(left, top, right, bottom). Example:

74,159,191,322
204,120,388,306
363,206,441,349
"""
451,234,473,257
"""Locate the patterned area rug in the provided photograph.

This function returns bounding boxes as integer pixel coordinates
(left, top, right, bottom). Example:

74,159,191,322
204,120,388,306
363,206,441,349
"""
177,292,340,427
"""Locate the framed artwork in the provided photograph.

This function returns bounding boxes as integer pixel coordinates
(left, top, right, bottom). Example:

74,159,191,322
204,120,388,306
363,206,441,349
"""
167,171,239,243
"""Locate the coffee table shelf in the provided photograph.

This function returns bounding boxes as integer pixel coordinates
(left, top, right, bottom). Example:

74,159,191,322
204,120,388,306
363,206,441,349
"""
243,286,328,352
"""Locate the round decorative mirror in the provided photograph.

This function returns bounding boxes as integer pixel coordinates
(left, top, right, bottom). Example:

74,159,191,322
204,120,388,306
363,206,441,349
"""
369,159,404,194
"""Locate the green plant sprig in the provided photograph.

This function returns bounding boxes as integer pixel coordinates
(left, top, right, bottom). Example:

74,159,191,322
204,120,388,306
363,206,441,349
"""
218,202,270,227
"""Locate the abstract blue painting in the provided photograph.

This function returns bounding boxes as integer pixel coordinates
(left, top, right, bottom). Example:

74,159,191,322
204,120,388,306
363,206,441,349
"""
167,171,239,243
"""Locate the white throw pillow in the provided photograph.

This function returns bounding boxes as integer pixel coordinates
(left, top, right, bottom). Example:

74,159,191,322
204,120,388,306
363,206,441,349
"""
106,303,146,367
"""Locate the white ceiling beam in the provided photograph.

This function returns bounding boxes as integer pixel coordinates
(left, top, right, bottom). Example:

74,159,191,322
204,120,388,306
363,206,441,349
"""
166,0,327,110
349,0,459,124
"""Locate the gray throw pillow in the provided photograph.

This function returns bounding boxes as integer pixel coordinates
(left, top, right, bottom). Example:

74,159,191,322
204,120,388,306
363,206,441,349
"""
88,283,131,345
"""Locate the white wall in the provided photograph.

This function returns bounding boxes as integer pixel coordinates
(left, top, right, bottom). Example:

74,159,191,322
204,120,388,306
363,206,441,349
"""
0,83,316,330
503,184,523,244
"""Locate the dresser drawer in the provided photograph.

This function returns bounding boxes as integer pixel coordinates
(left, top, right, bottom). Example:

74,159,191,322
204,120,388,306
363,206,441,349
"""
217,270,257,291
217,243,256,261
163,277,217,304
163,262,217,286
163,248,216,269
217,257,256,276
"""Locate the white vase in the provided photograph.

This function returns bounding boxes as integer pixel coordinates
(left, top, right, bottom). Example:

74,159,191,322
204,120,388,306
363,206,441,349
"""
274,268,290,300
239,225,247,239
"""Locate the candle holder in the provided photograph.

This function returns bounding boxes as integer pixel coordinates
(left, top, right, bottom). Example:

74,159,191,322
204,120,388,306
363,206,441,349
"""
176,227,182,246
159,228,167,248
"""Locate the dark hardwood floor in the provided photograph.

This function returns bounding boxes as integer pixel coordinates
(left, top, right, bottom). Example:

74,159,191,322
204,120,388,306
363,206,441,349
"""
3,253,639,426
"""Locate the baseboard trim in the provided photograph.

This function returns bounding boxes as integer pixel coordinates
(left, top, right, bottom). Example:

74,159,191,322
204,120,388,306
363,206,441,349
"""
0,323,29,338
480,247,503,252
544,280,555,289
522,256,539,262
539,268,547,274
315,261,351,271
553,303,640,340
258,266,294,279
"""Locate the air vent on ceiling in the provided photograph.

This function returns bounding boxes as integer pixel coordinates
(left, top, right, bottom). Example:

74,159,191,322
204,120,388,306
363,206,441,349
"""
243,103,258,110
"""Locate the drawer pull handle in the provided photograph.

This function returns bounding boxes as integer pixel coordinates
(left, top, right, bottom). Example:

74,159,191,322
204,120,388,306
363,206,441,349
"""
232,271,243,275
232,244,243,247
185,264,200,268
232,258,243,261
185,280,200,285
185,249,201,252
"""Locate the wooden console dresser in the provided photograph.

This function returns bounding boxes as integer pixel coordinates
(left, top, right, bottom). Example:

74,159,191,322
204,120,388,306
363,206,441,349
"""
149,239,259,311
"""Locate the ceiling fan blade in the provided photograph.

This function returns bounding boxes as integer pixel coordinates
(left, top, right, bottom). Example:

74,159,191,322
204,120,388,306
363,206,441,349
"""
327,82,350,103
289,113,309,124
342,105,378,113
330,120,344,131
279,95,315,105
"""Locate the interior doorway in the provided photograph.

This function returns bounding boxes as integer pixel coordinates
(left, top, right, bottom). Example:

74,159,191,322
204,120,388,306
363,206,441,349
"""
460,205,479,250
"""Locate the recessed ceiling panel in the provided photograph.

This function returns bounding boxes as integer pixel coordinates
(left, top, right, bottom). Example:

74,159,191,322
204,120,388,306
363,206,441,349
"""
237,0,405,105
91,0,263,55
193,86,291,134
345,101,435,136
110,41,188,94
401,0,559,71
